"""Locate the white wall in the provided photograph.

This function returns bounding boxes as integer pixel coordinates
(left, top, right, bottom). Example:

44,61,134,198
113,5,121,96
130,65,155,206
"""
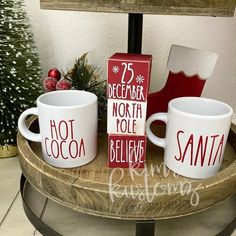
25,0,236,113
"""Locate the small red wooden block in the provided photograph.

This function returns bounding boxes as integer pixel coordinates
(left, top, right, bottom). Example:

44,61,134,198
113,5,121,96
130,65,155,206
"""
107,53,152,101
107,99,147,135
108,134,146,168
107,53,152,168
107,53,152,135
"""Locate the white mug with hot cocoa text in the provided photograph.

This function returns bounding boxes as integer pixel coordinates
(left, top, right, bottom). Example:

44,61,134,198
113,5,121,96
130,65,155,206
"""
18,90,98,168
146,97,233,179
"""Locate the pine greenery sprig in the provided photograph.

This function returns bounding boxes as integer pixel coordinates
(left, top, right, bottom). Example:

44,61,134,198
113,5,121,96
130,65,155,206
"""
62,53,107,130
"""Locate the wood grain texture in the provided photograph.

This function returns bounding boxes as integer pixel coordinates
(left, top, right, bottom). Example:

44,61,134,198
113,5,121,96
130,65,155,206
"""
40,0,236,16
17,116,236,220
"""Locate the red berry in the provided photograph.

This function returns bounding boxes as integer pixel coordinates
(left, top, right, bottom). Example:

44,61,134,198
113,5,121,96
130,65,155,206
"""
56,79,72,90
43,77,58,92
48,68,61,81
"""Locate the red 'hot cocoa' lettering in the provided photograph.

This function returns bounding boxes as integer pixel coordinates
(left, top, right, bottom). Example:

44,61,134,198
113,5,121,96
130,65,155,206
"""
58,120,69,140
45,119,85,160
69,140,78,159
60,140,68,159
51,140,59,158
68,120,75,139
50,120,58,140
79,139,86,157
44,137,51,156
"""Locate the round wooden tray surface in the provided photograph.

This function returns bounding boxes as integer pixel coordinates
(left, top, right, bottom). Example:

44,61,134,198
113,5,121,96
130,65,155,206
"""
17,116,236,220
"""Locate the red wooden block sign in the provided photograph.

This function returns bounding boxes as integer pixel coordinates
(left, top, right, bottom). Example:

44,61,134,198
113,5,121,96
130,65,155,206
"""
107,53,152,136
107,53,152,102
108,134,146,168
107,53,152,168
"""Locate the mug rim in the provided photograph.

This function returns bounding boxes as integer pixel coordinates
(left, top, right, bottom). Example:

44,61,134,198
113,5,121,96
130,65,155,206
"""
169,96,233,119
37,90,97,109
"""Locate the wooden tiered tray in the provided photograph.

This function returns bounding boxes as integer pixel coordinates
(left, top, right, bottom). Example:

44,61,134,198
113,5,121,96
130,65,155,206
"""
17,116,236,220
40,0,236,17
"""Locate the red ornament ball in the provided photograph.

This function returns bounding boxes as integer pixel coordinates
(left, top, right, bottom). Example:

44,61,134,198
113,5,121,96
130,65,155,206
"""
43,77,58,92
48,68,61,81
56,79,72,90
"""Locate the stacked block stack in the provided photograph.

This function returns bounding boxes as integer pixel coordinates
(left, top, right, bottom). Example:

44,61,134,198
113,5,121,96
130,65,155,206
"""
107,53,152,168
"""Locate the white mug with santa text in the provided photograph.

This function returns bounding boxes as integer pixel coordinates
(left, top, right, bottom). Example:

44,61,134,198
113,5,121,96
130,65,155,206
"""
18,90,98,168
146,97,233,179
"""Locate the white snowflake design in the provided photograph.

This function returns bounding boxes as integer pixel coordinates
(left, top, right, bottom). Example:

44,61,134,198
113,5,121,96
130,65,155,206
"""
112,65,119,74
136,75,144,84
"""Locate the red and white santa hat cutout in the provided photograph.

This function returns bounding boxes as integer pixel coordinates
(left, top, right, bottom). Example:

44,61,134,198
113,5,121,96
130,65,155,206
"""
167,44,218,79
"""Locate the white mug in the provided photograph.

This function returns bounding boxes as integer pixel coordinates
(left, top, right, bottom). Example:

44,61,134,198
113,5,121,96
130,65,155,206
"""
18,90,98,168
146,97,233,179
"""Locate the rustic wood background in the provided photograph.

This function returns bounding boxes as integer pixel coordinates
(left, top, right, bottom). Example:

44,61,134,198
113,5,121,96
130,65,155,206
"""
40,0,236,16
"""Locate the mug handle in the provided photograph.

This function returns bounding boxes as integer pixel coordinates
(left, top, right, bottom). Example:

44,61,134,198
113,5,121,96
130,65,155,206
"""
18,108,41,142
146,113,168,148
